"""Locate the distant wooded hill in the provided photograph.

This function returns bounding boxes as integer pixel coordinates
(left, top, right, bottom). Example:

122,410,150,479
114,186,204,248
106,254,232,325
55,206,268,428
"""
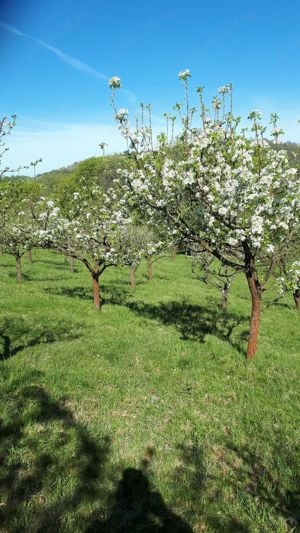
5,140,300,191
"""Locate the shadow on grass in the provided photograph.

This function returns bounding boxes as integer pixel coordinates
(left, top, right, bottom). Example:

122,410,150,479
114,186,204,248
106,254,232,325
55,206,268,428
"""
86,462,193,532
224,442,300,531
37,257,71,267
0,369,111,531
126,299,248,354
0,370,193,532
0,262,13,268
8,271,77,282
1,368,298,531
8,271,31,282
0,316,82,360
45,284,131,306
172,439,252,531
142,273,170,281
264,300,292,310
171,435,300,532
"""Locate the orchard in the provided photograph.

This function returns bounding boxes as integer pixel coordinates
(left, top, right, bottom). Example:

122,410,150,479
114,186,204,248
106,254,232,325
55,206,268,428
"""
1,71,299,359
3,0,300,527
1,70,300,533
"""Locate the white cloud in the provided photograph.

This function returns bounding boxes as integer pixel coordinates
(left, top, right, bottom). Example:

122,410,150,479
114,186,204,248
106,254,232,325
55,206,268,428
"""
2,112,180,174
3,121,127,174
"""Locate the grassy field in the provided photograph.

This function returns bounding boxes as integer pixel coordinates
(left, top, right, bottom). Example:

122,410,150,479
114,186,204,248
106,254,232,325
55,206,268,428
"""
0,250,299,532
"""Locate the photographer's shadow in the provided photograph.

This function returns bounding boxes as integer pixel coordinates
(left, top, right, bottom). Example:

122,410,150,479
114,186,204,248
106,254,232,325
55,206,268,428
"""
86,466,192,532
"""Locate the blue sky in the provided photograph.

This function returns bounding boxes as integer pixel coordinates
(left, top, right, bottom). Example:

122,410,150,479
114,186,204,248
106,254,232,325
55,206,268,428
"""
1,0,300,173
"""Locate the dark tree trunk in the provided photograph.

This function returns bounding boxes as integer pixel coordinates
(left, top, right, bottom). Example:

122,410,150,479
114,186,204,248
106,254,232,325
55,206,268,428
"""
293,289,300,311
27,249,33,263
92,272,101,310
64,254,68,265
16,256,22,284
130,266,136,288
246,269,262,359
146,255,153,280
70,256,75,273
172,246,177,261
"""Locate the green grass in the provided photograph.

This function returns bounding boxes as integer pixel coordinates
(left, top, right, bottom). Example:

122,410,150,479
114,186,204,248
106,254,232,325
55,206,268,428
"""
0,250,299,532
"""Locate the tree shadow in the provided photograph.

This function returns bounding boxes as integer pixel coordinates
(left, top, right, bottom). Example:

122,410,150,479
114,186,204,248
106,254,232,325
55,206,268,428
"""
8,271,31,281
142,273,170,281
0,262,14,268
45,285,91,300
0,372,193,532
172,434,300,532
126,300,248,354
45,284,130,306
172,439,251,532
223,441,300,531
2,369,295,531
0,316,82,360
0,369,112,531
264,300,292,310
102,284,131,306
8,271,75,282
37,258,71,267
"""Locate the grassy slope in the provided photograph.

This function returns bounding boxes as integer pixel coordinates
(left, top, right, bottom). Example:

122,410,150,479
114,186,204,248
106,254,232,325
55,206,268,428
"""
0,251,299,532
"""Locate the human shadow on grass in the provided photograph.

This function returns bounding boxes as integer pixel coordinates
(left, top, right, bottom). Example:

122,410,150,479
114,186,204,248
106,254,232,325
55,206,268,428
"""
0,370,193,532
0,316,82,360
86,468,193,533
86,446,193,533
126,299,248,354
6,370,292,532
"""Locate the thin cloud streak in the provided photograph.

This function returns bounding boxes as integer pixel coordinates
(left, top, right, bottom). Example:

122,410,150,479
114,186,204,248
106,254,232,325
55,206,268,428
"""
0,20,107,80
34,40,109,81
0,20,136,101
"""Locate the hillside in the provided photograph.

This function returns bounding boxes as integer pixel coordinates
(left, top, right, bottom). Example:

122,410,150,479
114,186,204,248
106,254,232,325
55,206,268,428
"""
1,251,299,531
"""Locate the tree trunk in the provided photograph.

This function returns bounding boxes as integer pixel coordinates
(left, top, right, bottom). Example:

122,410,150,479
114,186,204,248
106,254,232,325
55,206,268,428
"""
293,289,300,311
130,266,136,288
246,270,262,359
16,256,22,284
220,282,229,312
70,256,75,273
64,254,68,265
92,272,101,310
171,246,177,261
27,249,33,263
146,255,153,280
